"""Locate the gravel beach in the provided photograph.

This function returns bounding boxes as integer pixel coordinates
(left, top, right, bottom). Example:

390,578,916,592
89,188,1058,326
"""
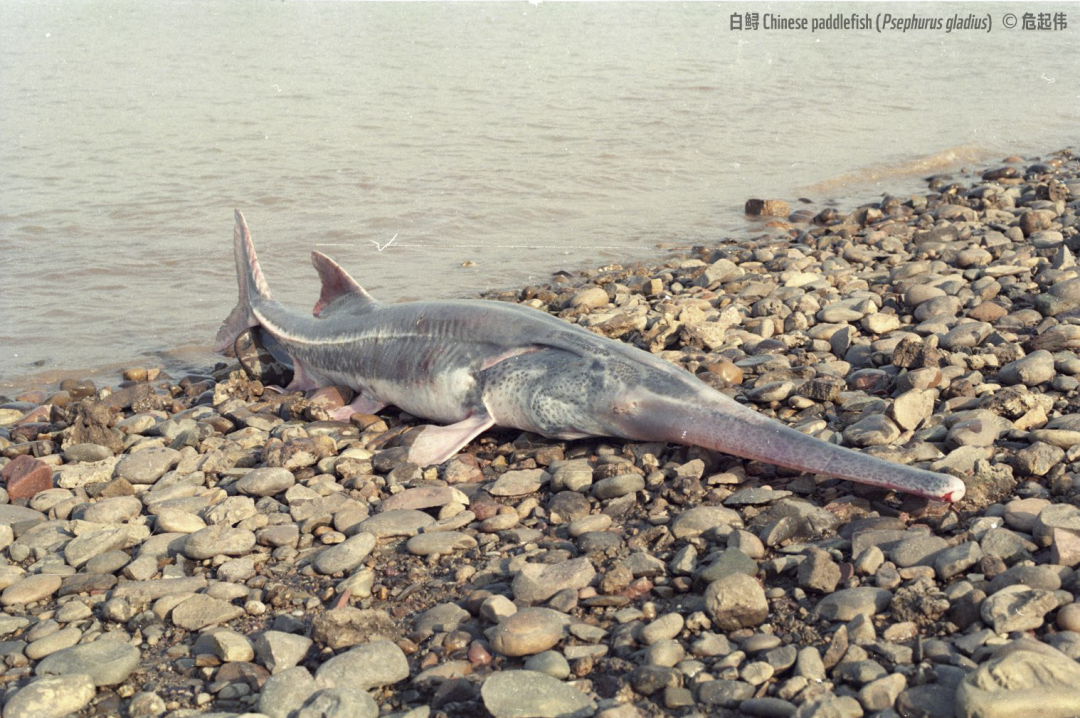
3,149,1080,718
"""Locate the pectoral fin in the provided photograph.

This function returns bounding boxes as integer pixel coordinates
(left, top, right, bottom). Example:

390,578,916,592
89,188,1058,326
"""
407,412,496,467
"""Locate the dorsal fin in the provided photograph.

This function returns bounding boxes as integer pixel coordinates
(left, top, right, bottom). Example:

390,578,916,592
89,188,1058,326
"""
310,251,378,317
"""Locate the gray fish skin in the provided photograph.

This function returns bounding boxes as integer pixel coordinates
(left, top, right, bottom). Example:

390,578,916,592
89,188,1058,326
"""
217,211,966,502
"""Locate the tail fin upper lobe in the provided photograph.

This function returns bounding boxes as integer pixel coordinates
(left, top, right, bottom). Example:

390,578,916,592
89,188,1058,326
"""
214,210,273,355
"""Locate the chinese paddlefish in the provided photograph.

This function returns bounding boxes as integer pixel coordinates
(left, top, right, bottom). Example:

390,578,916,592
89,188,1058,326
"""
216,211,966,502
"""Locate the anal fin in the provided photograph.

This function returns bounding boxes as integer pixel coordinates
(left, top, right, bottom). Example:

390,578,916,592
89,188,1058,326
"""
407,412,496,467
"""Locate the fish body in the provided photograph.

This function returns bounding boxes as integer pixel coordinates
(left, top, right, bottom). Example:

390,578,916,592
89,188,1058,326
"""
217,211,966,502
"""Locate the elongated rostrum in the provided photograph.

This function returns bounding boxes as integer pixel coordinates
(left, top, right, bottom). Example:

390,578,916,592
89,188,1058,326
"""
217,211,966,502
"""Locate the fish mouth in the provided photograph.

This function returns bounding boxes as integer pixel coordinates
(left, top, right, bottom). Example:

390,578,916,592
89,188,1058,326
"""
615,391,966,503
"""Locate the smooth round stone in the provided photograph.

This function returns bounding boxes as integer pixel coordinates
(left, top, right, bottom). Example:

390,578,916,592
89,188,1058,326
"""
62,443,113,463
489,469,548,497
114,446,181,484
1057,602,1080,632
489,608,569,657
740,697,797,718
312,532,376,575
591,474,645,500
1003,498,1052,533
79,496,142,524
639,613,684,645
524,650,571,679
182,525,256,560
567,514,612,538
154,508,207,534
170,594,246,631
235,467,296,497
405,531,477,557
1,574,62,606
481,670,596,718
35,638,140,686
891,535,948,568
25,626,82,660
3,673,96,718
314,639,409,691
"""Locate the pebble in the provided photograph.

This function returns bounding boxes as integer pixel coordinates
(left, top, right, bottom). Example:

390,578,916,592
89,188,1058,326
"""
235,467,296,496
703,573,768,630
489,608,568,657
312,531,376,574
405,530,477,556
254,630,313,674
182,525,257,560
1,574,62,606
170,594,246,630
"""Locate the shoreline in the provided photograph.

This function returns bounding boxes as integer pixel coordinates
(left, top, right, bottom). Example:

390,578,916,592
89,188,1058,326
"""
1,148,1080,717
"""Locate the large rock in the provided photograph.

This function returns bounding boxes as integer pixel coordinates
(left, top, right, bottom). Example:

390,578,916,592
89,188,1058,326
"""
35,638,140,686
956,641,1080,718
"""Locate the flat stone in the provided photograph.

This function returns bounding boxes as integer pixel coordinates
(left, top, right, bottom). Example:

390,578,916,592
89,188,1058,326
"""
405,531,477,556
592,473,645,500
980,586,1059,633
310,607,398,650
314,639,409,691
154,508,207,534
671,505,743,539
380,486,467,512
236,467,296,497
891,535,948,568
182,525,256,560
813,587,892,622
170,594,245,630
35,638,140,686
312,531,376,574
2,673,96,718
111,576,207,601
114,446,181,484
78,496,142,523
481,670,596,718
704,573,768,630
489,608,569,657
64,527,130,568
489,469,548,497
352,509,434,538
513,557,596,604
1,574,62,606
697,679,754,707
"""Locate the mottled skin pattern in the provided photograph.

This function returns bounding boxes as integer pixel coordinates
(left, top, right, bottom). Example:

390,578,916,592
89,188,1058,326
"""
218,211,966,502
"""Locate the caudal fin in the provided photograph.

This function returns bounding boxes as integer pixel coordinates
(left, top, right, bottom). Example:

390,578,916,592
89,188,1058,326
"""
214,210,274,355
